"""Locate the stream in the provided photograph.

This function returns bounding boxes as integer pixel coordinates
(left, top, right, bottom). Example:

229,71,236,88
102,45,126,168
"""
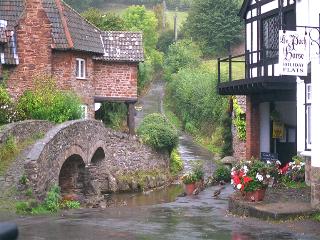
1,79,318,239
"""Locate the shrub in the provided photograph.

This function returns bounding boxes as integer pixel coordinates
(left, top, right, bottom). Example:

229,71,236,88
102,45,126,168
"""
137,113,178,152
164,39,202,81
170,148,183,175
214,165,231,182
60,200,81,209
43,185,61,212
95,102,127,130
17,76,82,123
0,136,18,175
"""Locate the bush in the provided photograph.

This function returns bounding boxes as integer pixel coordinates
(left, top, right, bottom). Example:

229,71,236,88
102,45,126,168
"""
170,148,183,175
43,185,61,212
17,76,82,123
164,40,202,81
214,165,231,182
95,102,127,130
137,113,178,152
60,200,81,209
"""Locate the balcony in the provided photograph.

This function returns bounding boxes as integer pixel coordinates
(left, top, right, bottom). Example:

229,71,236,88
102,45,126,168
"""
217,49,296,96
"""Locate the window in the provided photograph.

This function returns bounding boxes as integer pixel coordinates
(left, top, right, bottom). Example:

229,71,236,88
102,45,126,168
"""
262,15,280,59
81,105,88,119
76,58,86,79
306,84,312,150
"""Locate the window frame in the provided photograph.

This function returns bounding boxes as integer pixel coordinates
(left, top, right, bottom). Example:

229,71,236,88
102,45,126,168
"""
76,58,86,80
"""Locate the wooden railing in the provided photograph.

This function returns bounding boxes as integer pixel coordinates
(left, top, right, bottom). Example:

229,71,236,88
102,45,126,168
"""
217,49,279,84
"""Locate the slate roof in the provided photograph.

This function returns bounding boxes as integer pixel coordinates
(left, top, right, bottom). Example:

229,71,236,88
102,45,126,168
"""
95,31,144,62
0,0,144,62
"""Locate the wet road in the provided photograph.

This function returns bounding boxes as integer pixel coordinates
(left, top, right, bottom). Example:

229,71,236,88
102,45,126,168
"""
7,185,318,240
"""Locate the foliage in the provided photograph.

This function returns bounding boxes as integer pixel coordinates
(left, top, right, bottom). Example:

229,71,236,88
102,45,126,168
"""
123,5,163,91
95,102,128,130
81,8,125,31
0,85,21,125
214,164,231,182
170,148,183,175
60,200,81,209
137,113,178,152
184,0,243,55
231,160,271,192
220,113,233,157
233,98,246,141
157,30,175,53
164,39,202,80
0,136,18,176
17,75,82,123
19,175,28,185
191,160,204,181
64,0,104,12
43,185,61,212
181,172,197,184
278,157,306,187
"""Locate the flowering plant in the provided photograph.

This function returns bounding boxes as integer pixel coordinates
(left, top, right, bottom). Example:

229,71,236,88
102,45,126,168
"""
181,172,197,184
231,160,271,192
278,156,305,182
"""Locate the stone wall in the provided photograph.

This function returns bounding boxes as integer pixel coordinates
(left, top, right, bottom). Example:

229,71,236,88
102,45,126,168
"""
0,120,54,145
232,96,246,160
24,120,169,199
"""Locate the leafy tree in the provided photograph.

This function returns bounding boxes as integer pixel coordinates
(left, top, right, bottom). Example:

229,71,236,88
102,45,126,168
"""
64,0,103,12
184,0,243,55
164,39,202,80
157,30,175,53
81,8,125,31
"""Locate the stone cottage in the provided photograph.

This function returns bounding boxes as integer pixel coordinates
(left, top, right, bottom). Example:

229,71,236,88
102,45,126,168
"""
0,0,144,134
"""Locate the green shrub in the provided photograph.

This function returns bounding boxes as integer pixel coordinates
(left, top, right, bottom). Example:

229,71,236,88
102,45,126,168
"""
221,113,233,157
0,136,18,175
43,185,61,212
214,165,231,182
170,148,183,175
17,76,82,123
16,201,31,214
164,40,202,81
137,113,178,152
60,200,81,209
96,102,127,130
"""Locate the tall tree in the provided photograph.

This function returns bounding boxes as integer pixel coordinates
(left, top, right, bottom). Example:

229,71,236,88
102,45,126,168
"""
184,0,243,55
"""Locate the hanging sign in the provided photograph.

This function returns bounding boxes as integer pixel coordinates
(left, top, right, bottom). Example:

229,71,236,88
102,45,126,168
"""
272,121,284,139
279,30,309,76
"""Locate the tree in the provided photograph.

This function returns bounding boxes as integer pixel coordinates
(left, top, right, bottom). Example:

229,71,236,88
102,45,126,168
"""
81,8,125,31
64,0,103,12
123,5,159,55
184,0,243,55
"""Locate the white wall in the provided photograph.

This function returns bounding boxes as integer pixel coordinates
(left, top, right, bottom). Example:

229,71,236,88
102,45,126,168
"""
260,102,271,152
296,78,306,153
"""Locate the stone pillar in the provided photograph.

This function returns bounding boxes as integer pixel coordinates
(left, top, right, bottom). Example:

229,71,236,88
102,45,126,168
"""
245,95,260,159
127,102,135,135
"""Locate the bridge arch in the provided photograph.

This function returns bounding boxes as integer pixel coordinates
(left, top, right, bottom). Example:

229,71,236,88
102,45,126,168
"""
59,154,86,196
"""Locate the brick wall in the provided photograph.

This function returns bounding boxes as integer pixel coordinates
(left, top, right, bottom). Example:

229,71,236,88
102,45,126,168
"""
246,95,260,159
52,51,95,118
6,0,53,99
94,61,138,100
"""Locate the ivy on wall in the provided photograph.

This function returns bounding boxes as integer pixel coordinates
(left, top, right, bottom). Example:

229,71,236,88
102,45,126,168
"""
233,97,246,141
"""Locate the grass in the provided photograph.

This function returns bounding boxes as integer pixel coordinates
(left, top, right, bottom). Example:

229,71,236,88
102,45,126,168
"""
166,11,188,30
0,132,45,176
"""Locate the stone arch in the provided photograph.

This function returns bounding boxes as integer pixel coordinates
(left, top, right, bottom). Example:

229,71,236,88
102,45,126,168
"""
90,147,105,165
58,154,86,196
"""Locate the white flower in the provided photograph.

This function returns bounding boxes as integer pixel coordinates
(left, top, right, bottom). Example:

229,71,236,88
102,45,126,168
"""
231,171,235,176
276,160,281,165
256,173,264,182
301,162,305,166
267,161,271,165
266,174,271,179
237,184,242,190
289,162,293,166
231,167,236,172
231,179,234,185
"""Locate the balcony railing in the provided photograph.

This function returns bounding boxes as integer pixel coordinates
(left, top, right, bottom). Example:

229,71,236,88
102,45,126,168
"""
217,49,279,85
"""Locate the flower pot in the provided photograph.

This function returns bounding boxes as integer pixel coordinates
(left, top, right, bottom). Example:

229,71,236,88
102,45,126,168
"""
244,188,266,202
184,182,196,195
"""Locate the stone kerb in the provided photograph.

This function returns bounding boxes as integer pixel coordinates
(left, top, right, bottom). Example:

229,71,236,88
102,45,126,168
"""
0,120,54,145
25,119,107,198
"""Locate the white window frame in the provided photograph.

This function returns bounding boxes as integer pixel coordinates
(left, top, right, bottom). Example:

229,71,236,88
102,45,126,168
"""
76,58,86,79
306,83,312,150
81,105,88,119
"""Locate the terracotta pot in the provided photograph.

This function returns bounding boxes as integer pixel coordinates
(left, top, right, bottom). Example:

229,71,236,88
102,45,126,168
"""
184,182,196,195
244,188,266,202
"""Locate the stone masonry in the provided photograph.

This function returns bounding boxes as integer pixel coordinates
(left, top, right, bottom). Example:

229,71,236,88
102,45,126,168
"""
23,120,169,199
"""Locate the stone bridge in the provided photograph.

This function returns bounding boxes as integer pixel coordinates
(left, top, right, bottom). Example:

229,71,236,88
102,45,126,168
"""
1,120,169,200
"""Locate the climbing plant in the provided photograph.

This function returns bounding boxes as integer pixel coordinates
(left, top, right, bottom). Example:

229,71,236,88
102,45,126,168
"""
233,98,246,141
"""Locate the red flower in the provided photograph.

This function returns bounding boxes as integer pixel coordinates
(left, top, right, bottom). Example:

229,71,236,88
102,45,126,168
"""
243,176,253,184
279,163,289,174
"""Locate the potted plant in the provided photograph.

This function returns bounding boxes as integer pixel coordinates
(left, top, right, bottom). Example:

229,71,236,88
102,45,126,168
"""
182,172,197,195
231,160,271,202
